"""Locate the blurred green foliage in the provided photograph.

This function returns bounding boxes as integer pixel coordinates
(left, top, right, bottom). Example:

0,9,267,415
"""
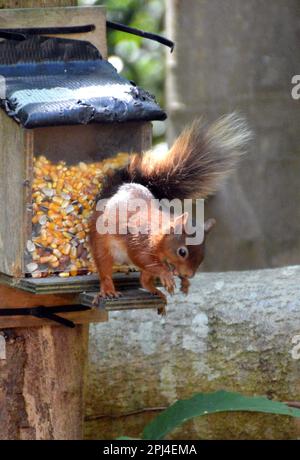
79,0,166,141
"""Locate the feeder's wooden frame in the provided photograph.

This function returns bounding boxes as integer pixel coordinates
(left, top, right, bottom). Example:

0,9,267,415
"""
0,118,152,278
0,117,154,329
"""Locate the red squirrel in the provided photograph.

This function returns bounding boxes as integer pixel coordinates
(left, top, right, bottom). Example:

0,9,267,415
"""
90,113,251,306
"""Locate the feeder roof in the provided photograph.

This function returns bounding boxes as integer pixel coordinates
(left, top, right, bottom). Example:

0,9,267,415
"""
0,35,166,128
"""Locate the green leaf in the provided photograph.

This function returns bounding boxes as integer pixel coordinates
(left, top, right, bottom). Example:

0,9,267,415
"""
116,436,141,440
142,390,300,440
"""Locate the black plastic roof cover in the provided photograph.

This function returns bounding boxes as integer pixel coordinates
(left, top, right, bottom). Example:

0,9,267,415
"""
0,35,166,128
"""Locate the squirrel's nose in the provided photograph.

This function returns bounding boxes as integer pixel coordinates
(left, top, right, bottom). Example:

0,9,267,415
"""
178,267,193,278
184,269,194,278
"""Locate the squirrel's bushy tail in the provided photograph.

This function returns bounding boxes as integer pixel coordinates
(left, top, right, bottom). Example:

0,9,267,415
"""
99,113,252,201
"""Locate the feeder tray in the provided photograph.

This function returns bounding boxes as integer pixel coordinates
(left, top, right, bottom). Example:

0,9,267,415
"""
0,272,141,294
80,288,165,312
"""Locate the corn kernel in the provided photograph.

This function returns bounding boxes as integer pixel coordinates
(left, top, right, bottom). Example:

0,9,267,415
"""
70,246,77,259
50,260,60,269
40,255,52,264
76,231,85,240
70,265,78,276
53,196,63,205
62,243,71,255
53,249,62,258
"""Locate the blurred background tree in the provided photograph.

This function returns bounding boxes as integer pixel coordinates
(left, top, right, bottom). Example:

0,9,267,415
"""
79,0,167,143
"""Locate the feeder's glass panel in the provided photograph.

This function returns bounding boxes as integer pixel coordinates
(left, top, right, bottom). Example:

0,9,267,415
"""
24,125,140,279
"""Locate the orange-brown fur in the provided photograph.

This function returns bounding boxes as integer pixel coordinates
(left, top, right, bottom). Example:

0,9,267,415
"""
90,113,251,308
90,206,215,303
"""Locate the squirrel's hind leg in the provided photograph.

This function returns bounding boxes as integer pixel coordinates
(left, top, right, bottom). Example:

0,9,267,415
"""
90,236,121,302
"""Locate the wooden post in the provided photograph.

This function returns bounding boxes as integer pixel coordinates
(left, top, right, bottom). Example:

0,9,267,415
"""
0,0,89,441
0,325,89,440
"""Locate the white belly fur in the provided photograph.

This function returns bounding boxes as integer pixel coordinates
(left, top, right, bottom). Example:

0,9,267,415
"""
109,239,132,265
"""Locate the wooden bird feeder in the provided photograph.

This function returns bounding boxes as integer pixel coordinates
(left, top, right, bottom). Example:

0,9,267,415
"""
0,4,166,440
0,5,167,330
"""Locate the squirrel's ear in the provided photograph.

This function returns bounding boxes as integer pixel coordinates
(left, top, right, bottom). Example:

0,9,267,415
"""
175,212,189,227
204,218,216,234
172,212,189,233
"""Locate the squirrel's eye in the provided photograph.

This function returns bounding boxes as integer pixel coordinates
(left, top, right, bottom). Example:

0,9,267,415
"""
177,246,188,258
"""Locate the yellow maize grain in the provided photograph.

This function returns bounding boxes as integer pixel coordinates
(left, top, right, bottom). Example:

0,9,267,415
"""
50,260,60,269
47,222,56,231
63,231,72,240
40,255,52,264
49,203,60,213
53,249,62,258
59,272,70,278
77,231,85,240
70,265,78,276
53,196,63,205
70,246,77,259
62,243,71,255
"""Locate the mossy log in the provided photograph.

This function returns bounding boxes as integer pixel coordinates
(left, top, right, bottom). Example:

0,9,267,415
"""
86,266,300,440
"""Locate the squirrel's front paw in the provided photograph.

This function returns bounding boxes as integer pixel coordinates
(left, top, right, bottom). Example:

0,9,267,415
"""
160,272,175,295
180,277,190,295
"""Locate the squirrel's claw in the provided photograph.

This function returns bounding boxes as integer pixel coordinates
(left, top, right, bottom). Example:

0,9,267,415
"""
92,290,122,305
158,304,167,316
166,283,175,295
160,272,176,295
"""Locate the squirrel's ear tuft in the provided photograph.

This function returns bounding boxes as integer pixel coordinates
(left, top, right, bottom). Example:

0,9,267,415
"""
204,218,216,234
171,212,189,234
175,212,189,227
